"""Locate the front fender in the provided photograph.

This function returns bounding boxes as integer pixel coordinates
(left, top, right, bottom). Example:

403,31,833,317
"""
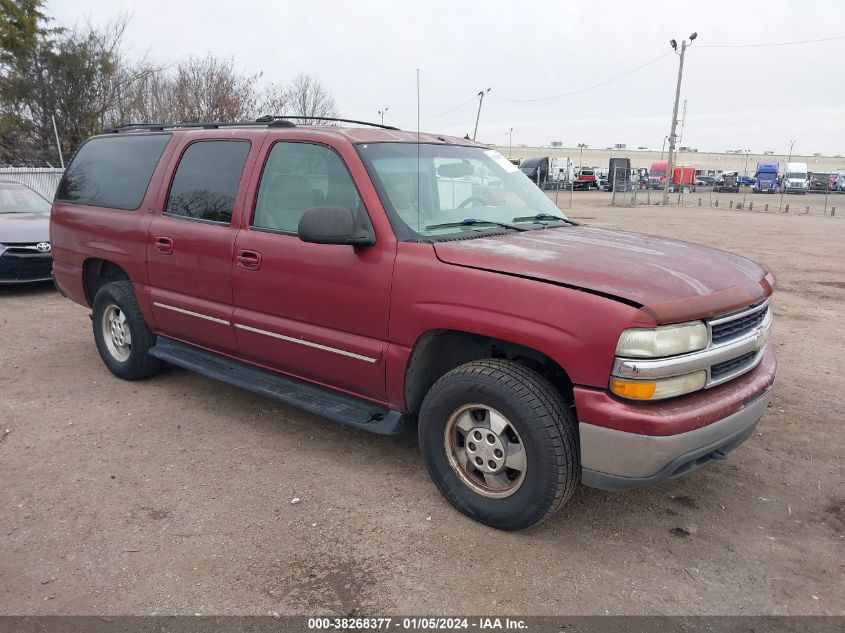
385,243,642,409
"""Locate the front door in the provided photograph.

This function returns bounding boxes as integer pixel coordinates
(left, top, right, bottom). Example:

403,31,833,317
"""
147,138,254,354
231,140,395,401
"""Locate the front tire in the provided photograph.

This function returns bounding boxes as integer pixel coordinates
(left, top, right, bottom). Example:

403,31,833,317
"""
92,281,161,380
418,359,579,530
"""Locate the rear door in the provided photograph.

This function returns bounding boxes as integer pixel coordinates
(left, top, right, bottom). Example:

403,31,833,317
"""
147,137,256,354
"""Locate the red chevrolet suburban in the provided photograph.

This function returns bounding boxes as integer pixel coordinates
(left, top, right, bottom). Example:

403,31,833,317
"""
50,118,776,530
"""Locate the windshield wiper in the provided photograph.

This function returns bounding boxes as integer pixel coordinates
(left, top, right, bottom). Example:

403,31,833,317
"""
425,218,528,232
512,213,575,225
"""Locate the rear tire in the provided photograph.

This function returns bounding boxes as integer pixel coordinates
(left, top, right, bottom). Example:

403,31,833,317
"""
418,359,579,530
92,281,161,380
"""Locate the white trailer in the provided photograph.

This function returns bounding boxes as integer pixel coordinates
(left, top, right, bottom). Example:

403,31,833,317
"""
548,157,575,185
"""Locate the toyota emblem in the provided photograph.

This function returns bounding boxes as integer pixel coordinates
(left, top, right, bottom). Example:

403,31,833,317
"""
36,242,51,253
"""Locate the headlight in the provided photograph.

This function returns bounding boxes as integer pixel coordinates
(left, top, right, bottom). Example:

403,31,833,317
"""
615,321,708,358
611,371,707,400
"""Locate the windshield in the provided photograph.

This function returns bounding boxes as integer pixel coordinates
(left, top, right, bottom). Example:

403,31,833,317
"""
0,184,51,214
357,143,568,240
786,172,806,179
757,172,776,179
650,169,665,177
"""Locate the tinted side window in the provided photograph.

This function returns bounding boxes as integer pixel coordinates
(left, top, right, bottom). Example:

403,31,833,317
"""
56,134,171,209
166,140,250,224
253,142,362,232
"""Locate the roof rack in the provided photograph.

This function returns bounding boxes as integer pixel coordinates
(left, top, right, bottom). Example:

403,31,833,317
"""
103,116,399,134
255,115,399,131
102,120,287,134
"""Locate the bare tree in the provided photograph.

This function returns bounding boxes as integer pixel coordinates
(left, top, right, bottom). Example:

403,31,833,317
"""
1,2,343,163
125,55,261,123
283,73,338,124
254,82,289,119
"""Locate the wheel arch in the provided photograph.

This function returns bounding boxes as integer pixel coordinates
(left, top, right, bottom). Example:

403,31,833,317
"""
82,258,131,306
403,329,575,416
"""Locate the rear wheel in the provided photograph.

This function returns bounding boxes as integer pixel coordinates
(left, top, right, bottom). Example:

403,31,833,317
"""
418,359,579,530
92,281,161,380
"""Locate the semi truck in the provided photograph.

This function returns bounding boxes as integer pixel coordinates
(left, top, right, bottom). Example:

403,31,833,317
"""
549,157,576,186
753,163,778,193
783,162,809,194
519,156,549,185
608,157,631,191
647,160,668,189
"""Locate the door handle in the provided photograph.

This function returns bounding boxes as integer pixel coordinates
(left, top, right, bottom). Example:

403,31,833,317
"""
237,249,262,271
154,236,173,255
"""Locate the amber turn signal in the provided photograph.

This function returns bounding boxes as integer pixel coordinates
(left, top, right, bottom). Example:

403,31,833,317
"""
610,379,657,399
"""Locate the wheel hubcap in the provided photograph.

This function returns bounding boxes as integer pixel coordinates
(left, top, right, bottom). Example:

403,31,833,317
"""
102,304,132,362
444,404,527,499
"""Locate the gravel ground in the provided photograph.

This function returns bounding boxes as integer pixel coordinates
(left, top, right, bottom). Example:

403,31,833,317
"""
1,197,843,615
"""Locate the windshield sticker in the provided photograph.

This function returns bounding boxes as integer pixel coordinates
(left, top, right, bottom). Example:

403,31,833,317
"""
485,150,519,173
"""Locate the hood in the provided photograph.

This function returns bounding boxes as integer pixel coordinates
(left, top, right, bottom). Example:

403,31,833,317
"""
433,226,772,324
0,212,50,244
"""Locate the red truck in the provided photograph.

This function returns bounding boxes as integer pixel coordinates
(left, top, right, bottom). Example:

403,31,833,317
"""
573,168,598,190
50,118,776,530
647,160,668,189
648,161,697,191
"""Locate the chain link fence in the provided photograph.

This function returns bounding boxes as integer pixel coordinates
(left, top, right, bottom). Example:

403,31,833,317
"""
0,167,64,200
569,166,845,218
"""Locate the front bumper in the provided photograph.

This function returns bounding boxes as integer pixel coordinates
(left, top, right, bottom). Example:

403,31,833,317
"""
581,386,771,489
0,251,53,284
577,344,776,489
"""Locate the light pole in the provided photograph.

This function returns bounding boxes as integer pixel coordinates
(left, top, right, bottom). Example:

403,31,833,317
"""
472,88,491,141
507,127,513,158
779,140,796,212
660,135,668,160
377,107,388,125
663,32,697,206
570,143,587,209
742,149,751,207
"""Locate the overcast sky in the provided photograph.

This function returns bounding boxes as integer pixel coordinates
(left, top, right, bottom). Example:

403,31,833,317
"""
47,0,845,155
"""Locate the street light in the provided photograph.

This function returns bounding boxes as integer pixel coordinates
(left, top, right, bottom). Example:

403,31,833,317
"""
663,31,698,206
507,128,513,158
472,88,491,141
660,135,668,160
570,143,587,209
779,140,796,212
377,107,388,125
742,149,751,207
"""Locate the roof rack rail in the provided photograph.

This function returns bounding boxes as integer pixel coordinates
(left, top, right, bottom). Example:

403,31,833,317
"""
256,115,400,131
103,116,399,135
102,120,278,134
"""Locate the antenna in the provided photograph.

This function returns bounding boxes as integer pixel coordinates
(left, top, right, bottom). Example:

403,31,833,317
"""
416,68,421,243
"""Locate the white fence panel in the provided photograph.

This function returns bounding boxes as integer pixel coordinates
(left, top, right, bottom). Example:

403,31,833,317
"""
0,168,64,200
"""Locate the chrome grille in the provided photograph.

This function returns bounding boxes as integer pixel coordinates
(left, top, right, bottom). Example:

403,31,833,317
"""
710,351,757,380
710,301,769,345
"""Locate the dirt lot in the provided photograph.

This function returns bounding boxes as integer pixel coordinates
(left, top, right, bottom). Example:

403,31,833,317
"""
1,197,843,616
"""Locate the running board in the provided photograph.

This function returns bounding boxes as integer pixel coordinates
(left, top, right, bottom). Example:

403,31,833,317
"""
149,337,413,435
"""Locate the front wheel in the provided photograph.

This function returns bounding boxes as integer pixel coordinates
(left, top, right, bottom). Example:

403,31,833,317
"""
418,359,579,530
92,281,162,380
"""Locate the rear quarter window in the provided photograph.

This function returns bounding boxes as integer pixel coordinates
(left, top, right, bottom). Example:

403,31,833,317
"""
55,134,172,210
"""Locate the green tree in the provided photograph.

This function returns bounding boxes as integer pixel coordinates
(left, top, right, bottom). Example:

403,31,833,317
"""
0,0,58,164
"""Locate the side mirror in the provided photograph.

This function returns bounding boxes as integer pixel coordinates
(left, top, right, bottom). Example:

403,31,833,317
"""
297,206,375,246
